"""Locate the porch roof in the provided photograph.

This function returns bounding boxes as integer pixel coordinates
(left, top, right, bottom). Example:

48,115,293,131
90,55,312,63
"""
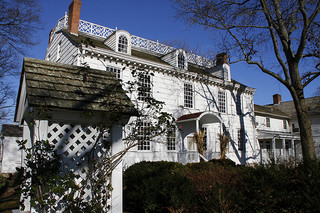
176,111,222,124
257,129,300,140
14,58,138,123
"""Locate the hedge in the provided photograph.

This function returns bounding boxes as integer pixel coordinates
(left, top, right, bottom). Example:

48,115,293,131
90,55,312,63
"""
124,160,320,213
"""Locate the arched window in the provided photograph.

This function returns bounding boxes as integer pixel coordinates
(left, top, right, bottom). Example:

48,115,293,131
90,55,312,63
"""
178,52,185,69
118,35,128,53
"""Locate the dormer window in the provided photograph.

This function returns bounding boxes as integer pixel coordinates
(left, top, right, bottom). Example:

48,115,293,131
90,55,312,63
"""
178,52,185,69
118,35,128,53
104,30,131,54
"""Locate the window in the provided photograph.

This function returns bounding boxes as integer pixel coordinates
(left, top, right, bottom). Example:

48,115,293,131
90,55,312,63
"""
265,141,272,155
178,52,185,69
106,66,121,79
137,121,151,150
218,91,226,113
167,125,176,151
57,41,62,61
266,117,270,127
238,129,244,150
118,35,128,53
138,73,152,101
236,95,241,115
283,120,287,129
184,83,193,108
201,127,207,150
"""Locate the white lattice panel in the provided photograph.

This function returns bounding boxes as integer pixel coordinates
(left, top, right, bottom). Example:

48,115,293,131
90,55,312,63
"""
47,122,111,210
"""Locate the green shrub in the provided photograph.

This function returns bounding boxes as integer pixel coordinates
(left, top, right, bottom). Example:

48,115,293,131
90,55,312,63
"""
124,161,193,213
186,162,242,212
209,158,236,167
124,160,320,213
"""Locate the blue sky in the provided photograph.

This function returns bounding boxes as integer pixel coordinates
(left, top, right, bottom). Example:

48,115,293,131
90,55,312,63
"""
19,0,320,106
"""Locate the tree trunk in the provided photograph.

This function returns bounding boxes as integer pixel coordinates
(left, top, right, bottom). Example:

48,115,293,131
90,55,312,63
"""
293,93,316,163
289,64,316,164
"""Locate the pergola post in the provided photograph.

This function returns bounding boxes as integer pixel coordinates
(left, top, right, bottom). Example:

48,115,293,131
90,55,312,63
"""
111,125,123,213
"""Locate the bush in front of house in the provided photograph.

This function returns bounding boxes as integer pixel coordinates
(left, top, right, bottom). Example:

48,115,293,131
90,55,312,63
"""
124,160,320,213
238,161,320,212
123,161,193,213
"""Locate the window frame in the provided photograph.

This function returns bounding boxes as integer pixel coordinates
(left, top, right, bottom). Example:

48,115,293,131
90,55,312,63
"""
235,95,242,115
266,117,271,127
137,120,151,151
167,125,176,151
237,128,245,150
106,66,122,79
184,83,193,108
218,90,226,113
137,72,152,101
178,52,185,69
118,35,128,53
283,120,287,129
57,41,62,61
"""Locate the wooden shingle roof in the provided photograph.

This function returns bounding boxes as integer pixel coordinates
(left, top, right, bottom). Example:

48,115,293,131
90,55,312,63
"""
15,58,137,121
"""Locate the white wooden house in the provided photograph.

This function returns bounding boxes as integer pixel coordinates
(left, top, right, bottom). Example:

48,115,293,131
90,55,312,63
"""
44,0,259,166
255,99,299,163
256,94,320,162
43,0,260,166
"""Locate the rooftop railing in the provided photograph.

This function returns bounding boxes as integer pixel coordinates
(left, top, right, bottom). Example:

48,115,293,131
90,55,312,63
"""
54,14,214,67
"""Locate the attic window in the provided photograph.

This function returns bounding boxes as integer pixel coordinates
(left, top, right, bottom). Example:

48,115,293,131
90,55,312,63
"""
118,35,128,53
178,52,185,69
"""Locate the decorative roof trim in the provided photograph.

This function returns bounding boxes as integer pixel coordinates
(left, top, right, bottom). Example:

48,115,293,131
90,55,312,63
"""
82,48,256,95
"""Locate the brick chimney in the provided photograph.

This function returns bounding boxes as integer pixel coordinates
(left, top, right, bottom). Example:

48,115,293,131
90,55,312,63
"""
68,0,82,35
273,94,282,105
216,52,228,66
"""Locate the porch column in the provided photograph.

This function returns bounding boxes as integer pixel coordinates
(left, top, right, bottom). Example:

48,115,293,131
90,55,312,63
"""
196,119,199,134
282,138,286,160
260,141,263,164
272,137,276,160
291,139,295,158
111,125,123,213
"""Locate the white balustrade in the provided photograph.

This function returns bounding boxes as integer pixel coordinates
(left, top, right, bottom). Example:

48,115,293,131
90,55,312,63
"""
53,16,214,67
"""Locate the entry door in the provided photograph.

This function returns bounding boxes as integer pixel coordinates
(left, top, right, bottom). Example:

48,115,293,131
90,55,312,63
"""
187,136,196,151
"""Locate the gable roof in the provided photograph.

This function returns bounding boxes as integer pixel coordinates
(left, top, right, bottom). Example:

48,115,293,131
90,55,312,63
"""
254,104,290,119
255,96,320,119
15,58,138,122
271,96,320,118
